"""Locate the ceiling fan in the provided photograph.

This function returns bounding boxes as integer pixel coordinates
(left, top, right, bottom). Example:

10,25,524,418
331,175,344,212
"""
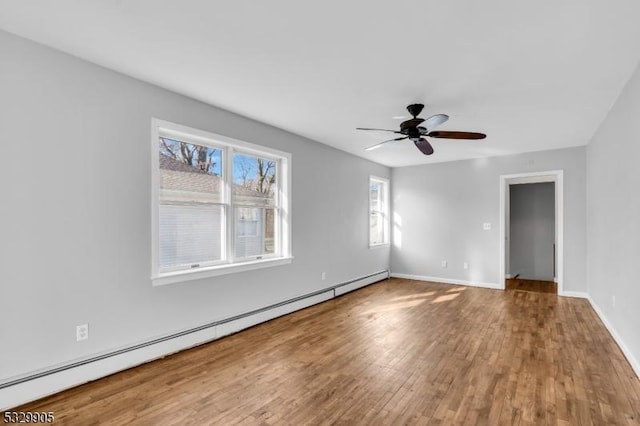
357,103,486,155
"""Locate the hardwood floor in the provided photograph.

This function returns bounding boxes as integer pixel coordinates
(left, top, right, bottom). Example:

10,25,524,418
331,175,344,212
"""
506,278,558,294
12,278,640,425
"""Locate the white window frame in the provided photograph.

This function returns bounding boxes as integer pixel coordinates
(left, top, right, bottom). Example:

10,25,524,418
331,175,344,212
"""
151,118,292,285
369,175,390,247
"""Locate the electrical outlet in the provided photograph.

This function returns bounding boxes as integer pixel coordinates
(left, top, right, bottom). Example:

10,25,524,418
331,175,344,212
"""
321,272,326,281
441,260,447,268
463,262,468,270
483,223,492,231
76,324,89,342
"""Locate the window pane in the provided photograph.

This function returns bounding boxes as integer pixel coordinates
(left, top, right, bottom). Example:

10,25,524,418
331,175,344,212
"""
370,181,381,211
370,211,387,245
370,181,380,199
159,204,224,270
235,207,275,258
370,211,379,245
369,177,388,245
159,138,222,203
233,153,276,206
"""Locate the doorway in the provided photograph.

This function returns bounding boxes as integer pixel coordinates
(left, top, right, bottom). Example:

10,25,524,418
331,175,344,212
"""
506,182,556,293
499,171,564,295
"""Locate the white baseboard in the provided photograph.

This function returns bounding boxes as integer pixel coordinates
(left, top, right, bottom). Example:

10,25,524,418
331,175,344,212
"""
0,272,385,410
558,290,589,299
392,273,590,299
587,297,640,379
390,273,502,290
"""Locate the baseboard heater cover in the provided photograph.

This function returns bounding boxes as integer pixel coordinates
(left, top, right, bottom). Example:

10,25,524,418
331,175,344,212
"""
0,270,388,410
334,271,389,296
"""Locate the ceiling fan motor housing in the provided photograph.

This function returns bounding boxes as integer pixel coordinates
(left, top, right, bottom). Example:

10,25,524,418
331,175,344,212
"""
407,128,421,139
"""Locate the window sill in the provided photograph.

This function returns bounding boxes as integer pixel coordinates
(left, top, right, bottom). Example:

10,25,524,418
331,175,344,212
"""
369,243,390,249
152,256,294,286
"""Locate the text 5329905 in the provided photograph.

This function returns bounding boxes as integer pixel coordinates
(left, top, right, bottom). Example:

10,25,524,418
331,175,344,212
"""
3,411,55,423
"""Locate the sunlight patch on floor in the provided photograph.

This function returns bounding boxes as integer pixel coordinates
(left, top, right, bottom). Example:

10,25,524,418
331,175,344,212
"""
361,298,427,315
432,293,461,304
390,291,436,302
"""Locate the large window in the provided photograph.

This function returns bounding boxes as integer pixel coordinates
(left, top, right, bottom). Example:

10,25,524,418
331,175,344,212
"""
151,119,291,285
369,176,389,246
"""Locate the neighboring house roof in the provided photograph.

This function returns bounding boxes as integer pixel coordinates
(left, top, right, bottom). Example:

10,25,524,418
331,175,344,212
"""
159,153,274,205
160,153,221,198
159,152,211,174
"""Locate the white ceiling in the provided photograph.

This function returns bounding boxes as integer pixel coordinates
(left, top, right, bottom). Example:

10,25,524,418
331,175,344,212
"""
1,1,640,167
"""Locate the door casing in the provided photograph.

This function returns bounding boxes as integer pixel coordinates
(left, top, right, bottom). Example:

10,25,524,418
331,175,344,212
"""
499,170,564,294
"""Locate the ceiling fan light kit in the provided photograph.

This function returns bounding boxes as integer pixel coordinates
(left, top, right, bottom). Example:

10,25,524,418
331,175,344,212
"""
357,103,486,156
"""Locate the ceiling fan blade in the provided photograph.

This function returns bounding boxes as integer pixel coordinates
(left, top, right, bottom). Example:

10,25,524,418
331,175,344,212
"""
365,136,408,151
413,138,434,155
356,127,403,134
427,131,486,140
422,114,449,131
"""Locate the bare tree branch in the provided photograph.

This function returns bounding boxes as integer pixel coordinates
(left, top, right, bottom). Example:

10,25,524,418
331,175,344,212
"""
160,138,177,158
256,159,276,194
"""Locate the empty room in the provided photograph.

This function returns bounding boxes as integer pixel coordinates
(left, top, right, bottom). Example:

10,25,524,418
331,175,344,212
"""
1,1,639,425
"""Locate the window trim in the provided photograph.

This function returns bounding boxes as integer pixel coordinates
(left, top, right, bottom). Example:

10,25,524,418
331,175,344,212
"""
369,175,390,248
151,118,292,286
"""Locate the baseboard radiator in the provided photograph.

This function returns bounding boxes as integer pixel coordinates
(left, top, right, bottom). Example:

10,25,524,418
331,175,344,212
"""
0,270,389,410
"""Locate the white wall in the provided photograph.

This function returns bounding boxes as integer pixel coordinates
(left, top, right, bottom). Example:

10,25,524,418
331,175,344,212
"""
509,182,555,280
391,147,586,291
0,30,389,384
586,60,640,374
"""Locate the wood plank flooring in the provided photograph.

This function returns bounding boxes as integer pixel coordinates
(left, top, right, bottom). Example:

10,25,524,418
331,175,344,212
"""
506,278,558,294
11,278,640,425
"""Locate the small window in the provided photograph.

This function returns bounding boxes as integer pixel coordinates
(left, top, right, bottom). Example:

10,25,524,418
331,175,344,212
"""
151,119,292,285
369,176,389,246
